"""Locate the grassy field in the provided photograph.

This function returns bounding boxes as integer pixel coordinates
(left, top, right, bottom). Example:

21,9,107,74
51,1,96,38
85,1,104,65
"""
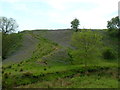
2,62,119,88
18,74,118,88
2,29,119,89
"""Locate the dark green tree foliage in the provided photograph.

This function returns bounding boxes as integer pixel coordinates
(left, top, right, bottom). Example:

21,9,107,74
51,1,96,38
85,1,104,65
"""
71,18,80,32
107,16,119,30
107,16,120,37
102,47,116,60
0,17,18,34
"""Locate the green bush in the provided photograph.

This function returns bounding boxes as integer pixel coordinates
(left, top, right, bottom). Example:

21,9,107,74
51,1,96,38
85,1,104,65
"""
20,68,23,72
102,47,116,60
108,29,118,37
22,72,33,77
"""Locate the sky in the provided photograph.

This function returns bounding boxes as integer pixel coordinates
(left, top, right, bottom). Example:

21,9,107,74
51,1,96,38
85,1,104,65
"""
0,0,119,31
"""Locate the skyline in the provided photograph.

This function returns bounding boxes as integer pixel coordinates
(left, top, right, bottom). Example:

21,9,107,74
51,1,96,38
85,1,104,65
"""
0,0,119,31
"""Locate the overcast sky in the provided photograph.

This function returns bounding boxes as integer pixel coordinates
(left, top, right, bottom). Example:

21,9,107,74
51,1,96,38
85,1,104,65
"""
0,0,119,31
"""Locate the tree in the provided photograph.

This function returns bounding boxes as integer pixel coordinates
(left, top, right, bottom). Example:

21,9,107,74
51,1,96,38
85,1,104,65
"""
71,18,80,32
71,30,102,66
0,17,18,34
0,17,19,59
107,16,119,30
107,16,120,60
107,16,120,37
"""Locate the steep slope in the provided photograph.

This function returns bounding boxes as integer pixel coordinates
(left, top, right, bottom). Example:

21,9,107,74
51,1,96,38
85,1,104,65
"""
33,30,73,47
3,32,39,65
3,30,73,65
32,30,73,65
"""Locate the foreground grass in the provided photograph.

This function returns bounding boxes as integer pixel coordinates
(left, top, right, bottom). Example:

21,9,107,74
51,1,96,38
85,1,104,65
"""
18,74,118,88
2,62,119,88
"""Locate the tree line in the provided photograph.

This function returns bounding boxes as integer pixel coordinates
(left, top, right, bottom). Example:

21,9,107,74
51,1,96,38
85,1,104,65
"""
0,16,119,34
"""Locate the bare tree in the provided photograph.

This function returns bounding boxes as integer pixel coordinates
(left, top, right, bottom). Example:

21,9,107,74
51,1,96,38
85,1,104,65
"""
0,17,18,34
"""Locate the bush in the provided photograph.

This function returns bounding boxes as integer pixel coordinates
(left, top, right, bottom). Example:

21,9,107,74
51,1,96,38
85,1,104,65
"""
108,29,118,37
4,73,8,78
7,65,12,69
102,47,116,60
22,71,33,77
20,68,23,72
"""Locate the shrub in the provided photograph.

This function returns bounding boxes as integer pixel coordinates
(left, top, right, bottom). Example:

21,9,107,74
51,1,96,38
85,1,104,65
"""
4,73,8,78
2,71,4,74
2,66,5,70
102,47,116,60
67,51,73,64
17,64,20,66
22,71,33,77
20,61,23,64
7,65,12,69
108,29,118,37
20,68,23,72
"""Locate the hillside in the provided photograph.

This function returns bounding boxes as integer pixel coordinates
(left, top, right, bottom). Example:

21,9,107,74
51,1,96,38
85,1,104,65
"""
3,32,39,64
3,30,73,65
2,29,119,89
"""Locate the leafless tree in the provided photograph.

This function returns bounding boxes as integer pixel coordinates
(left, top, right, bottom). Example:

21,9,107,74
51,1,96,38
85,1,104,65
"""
0,17,18,34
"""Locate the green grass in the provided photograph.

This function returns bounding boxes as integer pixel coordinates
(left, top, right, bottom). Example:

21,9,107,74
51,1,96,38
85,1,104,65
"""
18,74,118,88
2,61,119,88
2,30,119,89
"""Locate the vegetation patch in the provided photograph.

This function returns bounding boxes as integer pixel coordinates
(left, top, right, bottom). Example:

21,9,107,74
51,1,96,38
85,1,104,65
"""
2,28,119,89
2,33,23,59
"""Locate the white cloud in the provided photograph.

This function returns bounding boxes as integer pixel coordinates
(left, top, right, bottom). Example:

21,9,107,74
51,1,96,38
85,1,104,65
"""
1,0,119,30
46,0,119,29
